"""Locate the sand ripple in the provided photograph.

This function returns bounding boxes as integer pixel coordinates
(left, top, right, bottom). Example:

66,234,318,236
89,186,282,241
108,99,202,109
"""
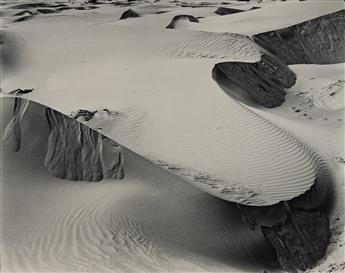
2,193,170,273
170,32,262,62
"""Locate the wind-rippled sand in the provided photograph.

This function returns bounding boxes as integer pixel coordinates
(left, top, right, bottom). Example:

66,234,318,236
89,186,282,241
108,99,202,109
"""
2,17,319,206
1,0,344,272
2,98,278,273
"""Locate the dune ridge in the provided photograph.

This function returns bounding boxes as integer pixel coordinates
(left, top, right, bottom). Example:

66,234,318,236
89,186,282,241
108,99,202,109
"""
1,1,343,272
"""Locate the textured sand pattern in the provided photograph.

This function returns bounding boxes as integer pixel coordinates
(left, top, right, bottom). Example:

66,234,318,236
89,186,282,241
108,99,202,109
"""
170,31,262,62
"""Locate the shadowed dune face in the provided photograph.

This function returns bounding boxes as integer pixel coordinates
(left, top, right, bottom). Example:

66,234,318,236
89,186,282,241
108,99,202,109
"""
166,15,199,29
44,108,125,181
254,10,345,65
2,97,30,152
214,7,245,16
214,6,261,17
120,9,140,20
3,98,124,182
212,53,296,108
262,208,331,273
0,30,26,76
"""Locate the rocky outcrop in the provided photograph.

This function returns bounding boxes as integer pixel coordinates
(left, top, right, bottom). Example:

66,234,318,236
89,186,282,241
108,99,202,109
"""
37,9,59,14
254,10,345,64
262,207,331,273
166,15,199,29
213,53,296,107
44,108,124,181
13,15,34,23
214,7,244,16
3,97,30,152
73,109,97,121
119,9,139,20
214,6,260,16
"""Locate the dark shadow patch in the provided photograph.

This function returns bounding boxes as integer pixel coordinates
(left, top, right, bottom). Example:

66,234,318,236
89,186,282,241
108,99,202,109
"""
0,30,26,74
214,7,245,16
8,88,34,96
13,15,34,23
36,9,60,14
212,53,296,108
119,9,140,20
166,14,199,29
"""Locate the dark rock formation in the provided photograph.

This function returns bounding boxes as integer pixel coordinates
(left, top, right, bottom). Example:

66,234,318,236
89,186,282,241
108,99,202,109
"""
73,109,97,121
13,15,33,23
3,97,30,152
213,53,296,107
119,9,140,20
8,88,34,96
44,108,124,181
214,7,244,16
254,10,345,64
166,15,199,29
262,207,331,272
36,9,59,14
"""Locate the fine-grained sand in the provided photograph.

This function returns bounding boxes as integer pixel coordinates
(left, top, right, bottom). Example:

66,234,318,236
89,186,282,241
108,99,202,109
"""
1,97,278,273
1,1,344,272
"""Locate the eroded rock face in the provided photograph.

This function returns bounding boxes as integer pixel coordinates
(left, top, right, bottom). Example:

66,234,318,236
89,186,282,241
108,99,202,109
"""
254,10,345,64
3,97,30,152
262,208,331,273
119,9,139,20
44,108,124,181
214,6,260,16
213,53,296,107
166,15,199,29
214,7,244,16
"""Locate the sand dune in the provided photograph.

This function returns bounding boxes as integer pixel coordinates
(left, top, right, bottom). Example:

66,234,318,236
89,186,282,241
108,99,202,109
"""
184,1,344,35
1,97,279,273
1,11,323,205
1,1,344,272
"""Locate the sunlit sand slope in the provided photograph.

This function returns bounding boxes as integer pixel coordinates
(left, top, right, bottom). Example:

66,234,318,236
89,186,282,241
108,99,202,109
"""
2,18,319,205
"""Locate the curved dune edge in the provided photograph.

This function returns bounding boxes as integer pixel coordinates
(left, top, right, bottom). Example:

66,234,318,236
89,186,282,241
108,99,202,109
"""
2,90,320,207
166,15,199,29
212,52,296,108
0,24,321,206
0,1,328,207
2,96,282,273
1,96,332,273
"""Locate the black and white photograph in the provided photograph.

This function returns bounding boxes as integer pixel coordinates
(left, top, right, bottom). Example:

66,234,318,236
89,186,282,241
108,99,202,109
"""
1,0,344,272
